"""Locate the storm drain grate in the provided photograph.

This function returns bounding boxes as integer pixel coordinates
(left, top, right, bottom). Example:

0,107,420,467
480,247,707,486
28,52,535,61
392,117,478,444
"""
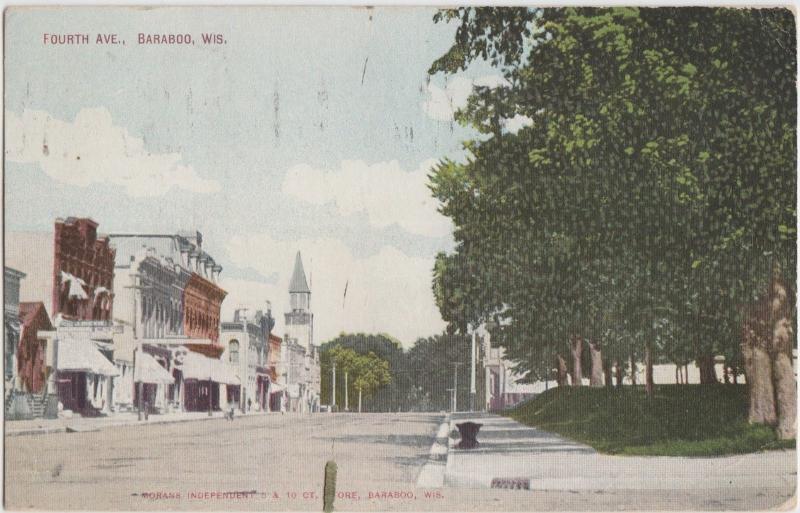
490,478,531,490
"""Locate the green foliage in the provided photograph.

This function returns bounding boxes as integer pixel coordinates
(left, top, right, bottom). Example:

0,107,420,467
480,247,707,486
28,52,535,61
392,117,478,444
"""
320,333,410,412
428,7,796,380
407,333,473,411
508,385,796,456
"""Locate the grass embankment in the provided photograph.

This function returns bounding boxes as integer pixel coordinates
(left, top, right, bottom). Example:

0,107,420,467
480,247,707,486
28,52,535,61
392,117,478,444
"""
507,384,796,456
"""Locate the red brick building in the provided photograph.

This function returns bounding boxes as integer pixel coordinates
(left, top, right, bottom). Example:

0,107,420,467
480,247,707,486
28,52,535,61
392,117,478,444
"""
52,218,115,321
17,302,54,394
183,273,227,343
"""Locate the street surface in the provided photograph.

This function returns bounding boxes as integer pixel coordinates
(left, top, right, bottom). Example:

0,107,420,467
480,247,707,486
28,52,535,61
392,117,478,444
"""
5,412,797,511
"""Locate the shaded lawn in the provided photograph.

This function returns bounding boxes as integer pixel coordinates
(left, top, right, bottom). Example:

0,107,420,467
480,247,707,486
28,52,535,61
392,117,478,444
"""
506,384,796,456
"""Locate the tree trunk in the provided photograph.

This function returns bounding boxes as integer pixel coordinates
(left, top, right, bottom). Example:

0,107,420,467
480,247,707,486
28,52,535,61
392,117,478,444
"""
644,345,654,398
723,365,730,384
740,263,797,430
555,355,569,386
358,388,363,413
698,354,718,384
629,354,637,385
675,365,680,384
588,340,604,387
603,359,613,388
614,360,623,387
771,277,796,440
569,336,583,386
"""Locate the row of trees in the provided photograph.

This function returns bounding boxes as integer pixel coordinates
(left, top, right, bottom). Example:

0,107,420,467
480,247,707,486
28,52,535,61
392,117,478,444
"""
428,8,796,438
319,333,475,412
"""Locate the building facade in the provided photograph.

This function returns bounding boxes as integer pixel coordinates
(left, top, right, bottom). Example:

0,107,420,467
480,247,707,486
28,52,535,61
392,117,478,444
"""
32,218,120,416
52,218,115,321
283,252,320,412
4,267,26,393
108,231,230,414
220,307,273,412
17,302,54,394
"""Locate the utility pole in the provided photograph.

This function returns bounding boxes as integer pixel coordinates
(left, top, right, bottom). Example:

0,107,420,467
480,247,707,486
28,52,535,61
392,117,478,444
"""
331,362,336,409
344,371,349,411
452,362,462,413
470,325,477,412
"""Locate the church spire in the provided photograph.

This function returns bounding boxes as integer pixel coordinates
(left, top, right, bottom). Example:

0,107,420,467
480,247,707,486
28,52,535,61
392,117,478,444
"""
289,251,310,294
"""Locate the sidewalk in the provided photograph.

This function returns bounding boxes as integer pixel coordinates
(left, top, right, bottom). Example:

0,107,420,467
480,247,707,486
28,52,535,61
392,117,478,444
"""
444,413,797,492
5,409,275,437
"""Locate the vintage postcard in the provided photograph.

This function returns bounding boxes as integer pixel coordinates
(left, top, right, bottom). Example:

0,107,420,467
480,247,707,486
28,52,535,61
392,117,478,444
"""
2,5,797,512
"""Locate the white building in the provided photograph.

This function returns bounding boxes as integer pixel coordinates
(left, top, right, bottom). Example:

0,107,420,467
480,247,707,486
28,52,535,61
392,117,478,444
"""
219,307,273,412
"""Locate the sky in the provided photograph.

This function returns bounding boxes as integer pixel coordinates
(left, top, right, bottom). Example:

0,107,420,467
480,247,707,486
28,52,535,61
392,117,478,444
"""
4,6,509,346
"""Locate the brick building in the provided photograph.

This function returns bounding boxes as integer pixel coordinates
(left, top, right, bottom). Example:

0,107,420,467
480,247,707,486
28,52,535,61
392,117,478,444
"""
17,302,54,394
52,218,115,321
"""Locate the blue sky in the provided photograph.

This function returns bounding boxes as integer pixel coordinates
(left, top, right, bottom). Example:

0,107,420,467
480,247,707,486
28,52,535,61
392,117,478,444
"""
5,7,502,345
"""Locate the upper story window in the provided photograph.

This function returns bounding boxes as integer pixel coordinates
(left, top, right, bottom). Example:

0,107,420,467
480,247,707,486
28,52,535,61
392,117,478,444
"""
229,340,239,364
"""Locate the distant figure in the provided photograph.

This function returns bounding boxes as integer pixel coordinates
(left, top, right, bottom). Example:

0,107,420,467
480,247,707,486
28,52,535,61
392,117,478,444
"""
280,393,287,415
247,398,252,412
225,407,235,421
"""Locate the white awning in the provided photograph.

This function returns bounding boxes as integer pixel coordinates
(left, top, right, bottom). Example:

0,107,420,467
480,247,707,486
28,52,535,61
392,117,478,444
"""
211,359,240,386
57,339,119,376
135,352,174,385
269,382,286,392
176,351,240,385
177,351,212,380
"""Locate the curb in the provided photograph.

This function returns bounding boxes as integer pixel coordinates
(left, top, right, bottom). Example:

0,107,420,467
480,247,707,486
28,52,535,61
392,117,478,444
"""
5,411,275,437
415,413,451,488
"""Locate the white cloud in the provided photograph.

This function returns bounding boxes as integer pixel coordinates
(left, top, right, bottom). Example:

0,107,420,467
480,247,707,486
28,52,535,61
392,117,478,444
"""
282,159,453,238
221,234,447,347
5,108,221,197
503,114,534,134
422,74,510,122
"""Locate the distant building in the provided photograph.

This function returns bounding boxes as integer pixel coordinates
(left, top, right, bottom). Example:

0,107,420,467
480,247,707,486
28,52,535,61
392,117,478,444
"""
220,306,273,412
267,333,284,410
4,267,26,392
17,302,54,394
283,252,320,412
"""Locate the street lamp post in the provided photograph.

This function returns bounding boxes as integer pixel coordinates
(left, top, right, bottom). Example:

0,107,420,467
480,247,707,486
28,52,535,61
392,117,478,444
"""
331,362,336,409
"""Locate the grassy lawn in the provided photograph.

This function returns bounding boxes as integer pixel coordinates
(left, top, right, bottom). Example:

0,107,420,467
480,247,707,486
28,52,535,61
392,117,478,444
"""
506,384,796,456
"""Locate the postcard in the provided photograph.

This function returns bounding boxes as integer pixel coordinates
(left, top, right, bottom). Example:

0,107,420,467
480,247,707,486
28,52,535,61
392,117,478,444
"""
3,5,797,512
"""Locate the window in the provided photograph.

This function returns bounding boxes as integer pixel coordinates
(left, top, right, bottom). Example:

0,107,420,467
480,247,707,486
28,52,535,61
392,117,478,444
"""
229,340,239,364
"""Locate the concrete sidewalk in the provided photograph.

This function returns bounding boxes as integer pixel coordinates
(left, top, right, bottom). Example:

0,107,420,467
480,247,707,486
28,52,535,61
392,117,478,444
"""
444,413,797,493
5,409,278,437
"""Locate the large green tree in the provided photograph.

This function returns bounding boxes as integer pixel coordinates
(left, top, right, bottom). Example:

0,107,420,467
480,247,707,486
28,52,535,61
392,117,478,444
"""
429,7,796,436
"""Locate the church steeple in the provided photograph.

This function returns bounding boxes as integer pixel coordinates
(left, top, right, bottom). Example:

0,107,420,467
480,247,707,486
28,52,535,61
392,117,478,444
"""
289,251,310,294
286,251,314,352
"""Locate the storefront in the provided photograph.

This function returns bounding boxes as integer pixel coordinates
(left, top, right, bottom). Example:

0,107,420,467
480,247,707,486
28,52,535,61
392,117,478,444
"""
55,337,119,414
133,350,174,413
173,348,240,412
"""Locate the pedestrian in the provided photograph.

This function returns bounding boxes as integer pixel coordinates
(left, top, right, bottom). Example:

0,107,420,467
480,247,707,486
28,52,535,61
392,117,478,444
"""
247,398,252,412
280,393,287,415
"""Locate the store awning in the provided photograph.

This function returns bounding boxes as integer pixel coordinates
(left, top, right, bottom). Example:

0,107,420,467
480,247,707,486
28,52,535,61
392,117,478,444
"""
211,359,240,386
269,382,287,392
135,352,174,385
177,350,240,385
57,338,119,376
